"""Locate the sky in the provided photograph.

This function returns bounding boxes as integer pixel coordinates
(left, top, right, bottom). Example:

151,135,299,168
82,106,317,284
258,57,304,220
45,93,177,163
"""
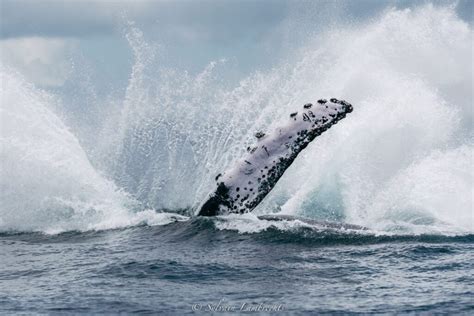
1,0,472,93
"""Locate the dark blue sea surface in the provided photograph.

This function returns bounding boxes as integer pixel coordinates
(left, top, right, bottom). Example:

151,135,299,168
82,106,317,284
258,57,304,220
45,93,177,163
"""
1,218,473,314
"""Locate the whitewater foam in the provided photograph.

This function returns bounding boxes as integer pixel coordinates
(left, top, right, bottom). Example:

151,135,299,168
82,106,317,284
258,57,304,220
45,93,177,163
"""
0,69,188,233
253,5,473,235
1,4,472,235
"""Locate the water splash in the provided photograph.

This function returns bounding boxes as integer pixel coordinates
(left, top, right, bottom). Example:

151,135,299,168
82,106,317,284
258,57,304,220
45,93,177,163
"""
104,5,471,234
1,4,472,235
0,69,186,233
254,5,473,235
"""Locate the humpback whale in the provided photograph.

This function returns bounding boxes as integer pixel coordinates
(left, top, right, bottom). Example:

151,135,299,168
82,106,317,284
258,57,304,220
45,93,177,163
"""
197,98,353,216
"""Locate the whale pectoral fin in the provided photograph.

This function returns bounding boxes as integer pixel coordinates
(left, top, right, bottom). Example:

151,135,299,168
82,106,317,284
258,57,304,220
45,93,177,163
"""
197,99,353,217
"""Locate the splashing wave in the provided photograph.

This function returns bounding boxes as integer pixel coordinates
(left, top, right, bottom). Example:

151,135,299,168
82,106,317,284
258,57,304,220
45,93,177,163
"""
0,5,472,234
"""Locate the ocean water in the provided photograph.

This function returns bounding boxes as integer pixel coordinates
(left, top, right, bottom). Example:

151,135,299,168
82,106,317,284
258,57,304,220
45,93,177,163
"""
1,219,473,314
1,3,473,314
